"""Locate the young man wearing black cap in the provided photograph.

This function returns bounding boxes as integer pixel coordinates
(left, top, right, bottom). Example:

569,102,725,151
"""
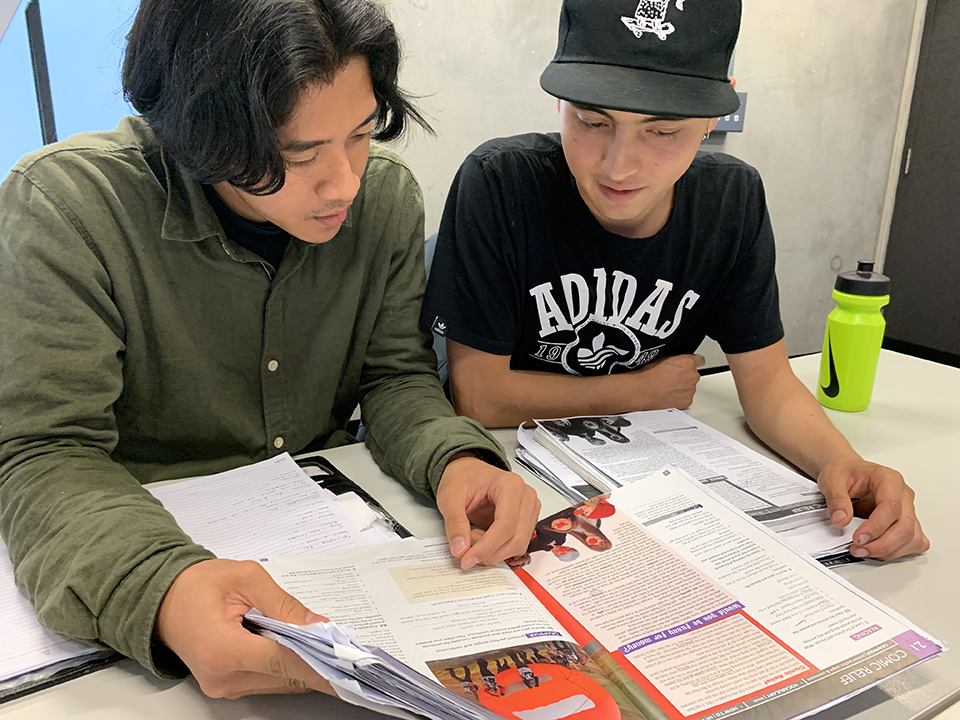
422,0,928,562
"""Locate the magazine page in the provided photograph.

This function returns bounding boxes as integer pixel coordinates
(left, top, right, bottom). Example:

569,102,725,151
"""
512,470,943,720
534,411,865,561
260,537,649,719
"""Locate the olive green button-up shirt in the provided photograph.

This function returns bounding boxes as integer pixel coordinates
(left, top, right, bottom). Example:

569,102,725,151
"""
0,116,506,676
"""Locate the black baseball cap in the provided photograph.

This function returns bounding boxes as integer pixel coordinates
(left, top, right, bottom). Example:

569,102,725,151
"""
540,0,741,118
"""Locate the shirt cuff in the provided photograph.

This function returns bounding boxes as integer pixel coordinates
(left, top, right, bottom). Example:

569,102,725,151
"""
97,545,216,678
425,421,510,497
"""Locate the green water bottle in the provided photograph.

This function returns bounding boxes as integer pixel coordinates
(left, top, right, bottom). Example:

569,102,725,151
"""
817,260,890,412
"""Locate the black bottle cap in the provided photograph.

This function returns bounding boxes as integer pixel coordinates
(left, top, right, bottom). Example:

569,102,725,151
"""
834,260,890,296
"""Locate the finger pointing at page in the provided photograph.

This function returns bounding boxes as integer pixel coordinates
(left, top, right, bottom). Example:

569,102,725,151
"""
436,454,540,570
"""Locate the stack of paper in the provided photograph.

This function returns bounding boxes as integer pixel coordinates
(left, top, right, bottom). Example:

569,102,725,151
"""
246,615,500,720
514,444,599,503
522,410,867,565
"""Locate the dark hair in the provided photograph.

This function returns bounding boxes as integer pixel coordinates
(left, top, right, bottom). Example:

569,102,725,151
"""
122,0,430,194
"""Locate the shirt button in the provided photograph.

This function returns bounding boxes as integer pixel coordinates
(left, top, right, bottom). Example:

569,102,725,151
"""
267,360,279,372
273,437,284,449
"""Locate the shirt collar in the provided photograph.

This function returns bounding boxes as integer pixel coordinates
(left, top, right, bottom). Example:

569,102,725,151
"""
158,146,226,244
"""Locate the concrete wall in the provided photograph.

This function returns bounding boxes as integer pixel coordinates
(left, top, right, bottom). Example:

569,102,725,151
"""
386,0,921,363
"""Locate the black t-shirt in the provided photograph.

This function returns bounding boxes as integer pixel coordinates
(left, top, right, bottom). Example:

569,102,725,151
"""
203,184,290,270
421,133,783,375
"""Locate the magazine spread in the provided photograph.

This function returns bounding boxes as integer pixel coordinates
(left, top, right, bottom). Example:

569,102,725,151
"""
527,410,866,564
259,466,943,720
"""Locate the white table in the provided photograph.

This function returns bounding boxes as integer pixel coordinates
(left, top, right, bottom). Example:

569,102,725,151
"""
2,350,957,720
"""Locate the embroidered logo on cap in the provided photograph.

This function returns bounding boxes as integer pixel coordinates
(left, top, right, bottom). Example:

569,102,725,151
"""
622,0,686,41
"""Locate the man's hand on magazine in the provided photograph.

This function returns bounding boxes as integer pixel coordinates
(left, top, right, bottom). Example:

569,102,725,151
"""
156,559,335,699
817,458,930,561
437,453,541,570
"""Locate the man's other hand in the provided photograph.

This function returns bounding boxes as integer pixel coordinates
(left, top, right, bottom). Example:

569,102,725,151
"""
818,458,930,561
156,559,334,699
436,453,541,570
634,353,705,409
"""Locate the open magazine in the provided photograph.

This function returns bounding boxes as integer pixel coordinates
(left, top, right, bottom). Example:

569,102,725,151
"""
256,466,943,720
523,410,868,565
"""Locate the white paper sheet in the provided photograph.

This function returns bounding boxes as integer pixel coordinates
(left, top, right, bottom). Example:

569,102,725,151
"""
149,453,363,559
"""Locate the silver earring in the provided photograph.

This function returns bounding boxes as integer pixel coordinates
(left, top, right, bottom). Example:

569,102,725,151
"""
702,132,711,141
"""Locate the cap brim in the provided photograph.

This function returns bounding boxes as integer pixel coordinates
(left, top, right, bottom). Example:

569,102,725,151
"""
540,62,740,118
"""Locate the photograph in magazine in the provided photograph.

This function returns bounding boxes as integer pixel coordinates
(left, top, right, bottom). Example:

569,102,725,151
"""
426,640,650,720
540,416,634,446
504,495,618,569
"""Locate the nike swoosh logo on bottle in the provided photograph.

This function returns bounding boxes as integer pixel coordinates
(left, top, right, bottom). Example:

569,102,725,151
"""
821,331,840,398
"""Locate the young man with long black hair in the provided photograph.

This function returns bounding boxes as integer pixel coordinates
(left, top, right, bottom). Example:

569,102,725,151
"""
0,0,539,699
